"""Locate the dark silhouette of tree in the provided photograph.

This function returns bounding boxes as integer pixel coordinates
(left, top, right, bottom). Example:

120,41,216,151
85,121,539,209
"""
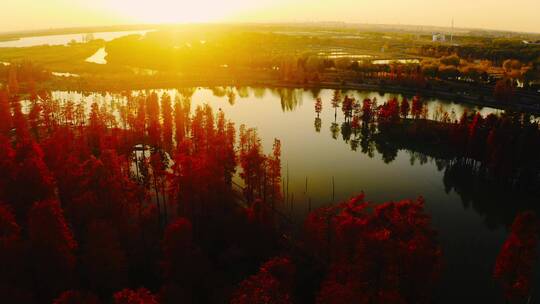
13,99,30,141
0,89,11,136
400,97,410,118
160,218,208,303
147,92,161,147
173,96,186,145
161,93,173,152
81,220,128,295
0,202,32,303
341,96,354,122
314,117,322,133
411,95,424,119
113,288,158,304
494,78,514,103
88,102,104,156
231,256,295,304
53,290,101,304
28,199,77,301
494,211,539,301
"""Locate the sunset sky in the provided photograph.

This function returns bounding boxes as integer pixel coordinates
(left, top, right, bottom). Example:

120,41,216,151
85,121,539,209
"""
3,0,540,33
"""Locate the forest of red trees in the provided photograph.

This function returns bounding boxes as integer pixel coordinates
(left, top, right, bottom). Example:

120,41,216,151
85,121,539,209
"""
0,68,539,304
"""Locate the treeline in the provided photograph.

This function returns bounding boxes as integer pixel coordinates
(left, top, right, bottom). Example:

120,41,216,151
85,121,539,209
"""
417,40,540,64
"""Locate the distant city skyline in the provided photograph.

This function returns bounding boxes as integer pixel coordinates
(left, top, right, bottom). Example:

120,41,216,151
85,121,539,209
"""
3,0,540,34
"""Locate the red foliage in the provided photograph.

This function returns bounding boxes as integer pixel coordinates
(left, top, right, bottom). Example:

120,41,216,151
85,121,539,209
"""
377,97,400,124
6,139,55,219
341,95,355,121
161,218,208,287
168,105,237,217
28,199,77,300
0,202,20,247
238,125,281,206
113,288,159,304
331,90,340,110
0,88,11,136
0,203,26,297
161,93,173,151
411,95,424,119
88,102,105,155
494,211,539,301
231,256,295,304
81,220,128,293
399,97,410,118
306,194,442,303
361,98,374,122
146,92,162,147
53,290,101,304
315,97,323,116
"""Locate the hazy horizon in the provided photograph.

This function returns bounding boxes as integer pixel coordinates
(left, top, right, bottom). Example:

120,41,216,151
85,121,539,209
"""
3,0,540,34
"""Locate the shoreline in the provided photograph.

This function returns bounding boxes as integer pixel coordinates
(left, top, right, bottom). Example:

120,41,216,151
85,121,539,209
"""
45,76,540,115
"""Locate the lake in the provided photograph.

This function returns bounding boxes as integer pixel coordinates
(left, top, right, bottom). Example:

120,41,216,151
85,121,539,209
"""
0,30,152,48
50,87,538,303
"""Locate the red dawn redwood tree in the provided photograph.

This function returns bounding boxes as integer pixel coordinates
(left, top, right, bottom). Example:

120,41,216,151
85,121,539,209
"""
161,92,173,152
28,199,77,301
494,211,539,301
0,136,15,202
361,98,374,123
331,90,340,121
341,95,354,122
160,218,209,303
231,256,295,304
315,97,322,118
161,218,206,284
0,203,20,249
53,290,101,304
7,138,55,219
81,220,128,295
0,88,11,136
305,194,442,304
146,92,161,147
113,288,159,304
0,203,33,303
400,97,410,118
88,102,105,156
173,96,186,145
411,95,424,119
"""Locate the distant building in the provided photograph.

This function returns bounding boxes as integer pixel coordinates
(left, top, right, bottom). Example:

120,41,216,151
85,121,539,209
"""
523,40,540,45
432,33,446,42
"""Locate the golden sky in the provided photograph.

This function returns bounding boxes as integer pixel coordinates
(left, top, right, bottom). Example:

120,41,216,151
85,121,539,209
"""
3,0,540,33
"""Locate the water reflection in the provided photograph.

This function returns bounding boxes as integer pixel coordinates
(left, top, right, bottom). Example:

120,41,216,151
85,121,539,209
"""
310,93,540,230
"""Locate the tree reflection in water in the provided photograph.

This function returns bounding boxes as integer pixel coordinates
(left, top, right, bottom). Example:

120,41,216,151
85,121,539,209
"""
312,93,540,229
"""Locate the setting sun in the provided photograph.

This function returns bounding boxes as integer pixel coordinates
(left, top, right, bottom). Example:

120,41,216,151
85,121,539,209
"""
101,0,275,24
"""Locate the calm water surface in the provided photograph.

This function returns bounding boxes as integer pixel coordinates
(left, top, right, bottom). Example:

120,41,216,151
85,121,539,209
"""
0,30,152,48
51,87,538,302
